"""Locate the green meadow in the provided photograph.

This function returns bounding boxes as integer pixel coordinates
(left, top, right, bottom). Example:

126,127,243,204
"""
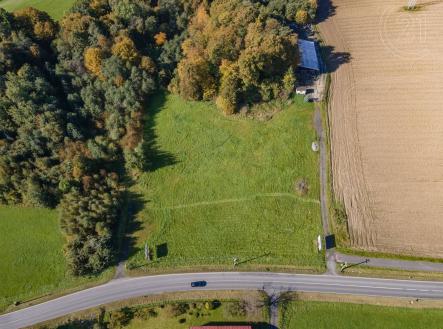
0,206,112,312
0,0,75,20
127,93,324,272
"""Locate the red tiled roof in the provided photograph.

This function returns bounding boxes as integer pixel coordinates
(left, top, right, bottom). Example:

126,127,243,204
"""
190,327,252,329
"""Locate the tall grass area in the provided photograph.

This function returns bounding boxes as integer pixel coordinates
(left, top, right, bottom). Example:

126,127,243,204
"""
127,93,324,272
124,301,265,329
0,206,112,312
0,0,75,20
281,301,443,329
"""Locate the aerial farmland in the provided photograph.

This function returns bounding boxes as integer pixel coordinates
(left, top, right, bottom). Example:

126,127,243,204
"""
319,0,443,257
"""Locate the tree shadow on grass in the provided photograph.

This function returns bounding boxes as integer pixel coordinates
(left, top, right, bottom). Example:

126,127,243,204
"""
142,91,178,172
115,92,178,268
115,191,145,267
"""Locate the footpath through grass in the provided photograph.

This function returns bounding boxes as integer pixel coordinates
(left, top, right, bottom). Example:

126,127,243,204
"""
127,93,324,272
0,206,112,313
281,301,443,329
0,0,75,20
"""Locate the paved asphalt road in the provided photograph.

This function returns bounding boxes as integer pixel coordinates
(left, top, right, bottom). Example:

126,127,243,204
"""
3,272,443,328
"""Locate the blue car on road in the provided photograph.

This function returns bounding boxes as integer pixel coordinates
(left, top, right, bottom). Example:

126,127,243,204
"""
191,280,207,287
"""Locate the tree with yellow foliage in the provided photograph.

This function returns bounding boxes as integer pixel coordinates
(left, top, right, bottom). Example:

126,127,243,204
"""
295,10,309,25
84,47,104,76
14,7,57,41
112,36,139,62
217,60,241,115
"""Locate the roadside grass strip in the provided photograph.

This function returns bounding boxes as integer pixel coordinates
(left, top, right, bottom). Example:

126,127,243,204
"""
281,301,443,329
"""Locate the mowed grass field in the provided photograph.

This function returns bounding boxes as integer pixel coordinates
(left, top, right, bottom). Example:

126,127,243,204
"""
0,0,75,20
281,301,443,329
0,206,112,312
127,94,324,272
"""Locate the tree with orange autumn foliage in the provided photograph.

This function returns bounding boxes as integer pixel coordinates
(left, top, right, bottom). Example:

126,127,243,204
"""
154,32,167,46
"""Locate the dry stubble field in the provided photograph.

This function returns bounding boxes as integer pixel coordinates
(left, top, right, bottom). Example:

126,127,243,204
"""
319,0,443,257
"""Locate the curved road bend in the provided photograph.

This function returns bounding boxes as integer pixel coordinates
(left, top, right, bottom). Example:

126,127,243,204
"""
3,272,443,328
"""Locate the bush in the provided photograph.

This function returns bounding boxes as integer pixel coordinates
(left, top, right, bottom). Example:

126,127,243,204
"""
165,303,190,317
295,178,309,196
225,301,247,317
108,308,133,329
134,307,158,320
205,300,221,310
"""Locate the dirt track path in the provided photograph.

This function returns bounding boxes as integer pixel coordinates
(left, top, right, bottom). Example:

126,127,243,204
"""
318,0,443,257
315,104,337,275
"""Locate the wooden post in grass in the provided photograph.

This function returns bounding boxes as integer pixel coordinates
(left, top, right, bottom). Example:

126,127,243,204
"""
145,242,150,262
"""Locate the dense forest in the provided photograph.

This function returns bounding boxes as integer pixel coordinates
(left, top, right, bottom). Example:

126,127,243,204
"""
0,0,317,275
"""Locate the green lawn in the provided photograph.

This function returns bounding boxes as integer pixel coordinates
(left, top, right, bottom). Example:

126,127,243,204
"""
0,206,112,312
281,301,443,329
0,0,75,20
127,93,324,272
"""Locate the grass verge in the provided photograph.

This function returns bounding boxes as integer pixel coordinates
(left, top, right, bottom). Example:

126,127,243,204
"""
280,300,443,329
341,265,443,282
337,247,443,264
0,0,76,20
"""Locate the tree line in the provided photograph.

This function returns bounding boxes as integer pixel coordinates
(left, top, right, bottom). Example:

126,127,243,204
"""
0,0,317,275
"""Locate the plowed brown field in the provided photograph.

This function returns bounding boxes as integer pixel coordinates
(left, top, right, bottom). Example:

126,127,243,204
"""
319,0,443,257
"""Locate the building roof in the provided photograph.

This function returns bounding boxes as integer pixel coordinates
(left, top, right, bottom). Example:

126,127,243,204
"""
190,327,252,329
298,39,320,71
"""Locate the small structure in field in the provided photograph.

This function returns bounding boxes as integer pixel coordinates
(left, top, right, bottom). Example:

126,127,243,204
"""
407,0,417,9
298,39,320,71
311,141,320,152
296,86,308,95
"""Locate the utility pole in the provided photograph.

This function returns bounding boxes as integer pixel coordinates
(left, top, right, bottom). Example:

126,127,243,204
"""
340,259,369,272
408,0,417,9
